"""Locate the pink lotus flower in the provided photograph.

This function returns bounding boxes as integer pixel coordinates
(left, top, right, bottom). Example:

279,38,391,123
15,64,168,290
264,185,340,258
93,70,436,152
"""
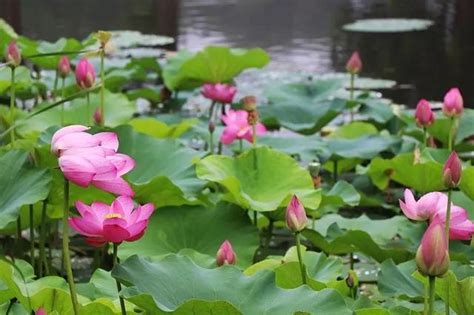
201,83,237,104
416,221,449,277
346,51,362,74
443,87,463,117
75,58,96,89
58,56,71,78
36,308,47,315
52,125,135,196
220,109,266,145
5,40,21,66
216,240,236,266
69,196,154,247
399,189,474,240
415,99,435,127
286,195,307,232
443,151,462,188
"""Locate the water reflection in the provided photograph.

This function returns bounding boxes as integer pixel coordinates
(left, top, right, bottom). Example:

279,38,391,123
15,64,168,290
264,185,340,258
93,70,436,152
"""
1,0,473,105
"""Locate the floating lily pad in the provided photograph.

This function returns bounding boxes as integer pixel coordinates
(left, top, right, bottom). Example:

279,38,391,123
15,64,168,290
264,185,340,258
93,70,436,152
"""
109,30,174,48
343,19,434,33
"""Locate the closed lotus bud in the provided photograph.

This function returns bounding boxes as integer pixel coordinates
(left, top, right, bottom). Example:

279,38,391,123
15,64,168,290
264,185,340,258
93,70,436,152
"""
58,56,71,78
75,58,96,89
443,87,463,117
93,108,102,125
216,240,236,266
286,195,308,232
242,95,257,112
36,307,47,315
308,160,321,177
415,99,435,127
346,51,362,74
5,40,21,67
443,151,462,188
208,120,215,133
416,222,450,277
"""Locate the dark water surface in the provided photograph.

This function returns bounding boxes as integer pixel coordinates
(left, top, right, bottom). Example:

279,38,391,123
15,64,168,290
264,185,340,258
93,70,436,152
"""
1,0,474,105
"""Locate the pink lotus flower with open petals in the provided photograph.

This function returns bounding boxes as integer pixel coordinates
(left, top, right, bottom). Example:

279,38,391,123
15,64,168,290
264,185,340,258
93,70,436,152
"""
220,109,266,145
69,196,154,247
201,83,237,104
399,189,474,240
52,125,135,196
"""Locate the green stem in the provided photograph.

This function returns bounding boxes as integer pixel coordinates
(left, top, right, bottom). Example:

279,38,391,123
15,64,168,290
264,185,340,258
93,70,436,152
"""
100,50,105,127
253,211,257,226
61,77,66,126
349,73,355,122
239,139,243,154
9,67,16,144
86,92,91,126
113,243,127,315
252,124,257,170
53,70,59,101
448,118,454,151
208,101,216,154
265,220,274,256
29,205,35,270
62,179,79,315
445,188,452,315
39,201,47,277
428,276,435,315
295,232,307,285
349,252,354,270
333,160,338,182
423,127,427,148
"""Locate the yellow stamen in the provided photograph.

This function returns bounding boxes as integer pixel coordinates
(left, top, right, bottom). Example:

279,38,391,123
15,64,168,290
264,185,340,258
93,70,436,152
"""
104,213,122,219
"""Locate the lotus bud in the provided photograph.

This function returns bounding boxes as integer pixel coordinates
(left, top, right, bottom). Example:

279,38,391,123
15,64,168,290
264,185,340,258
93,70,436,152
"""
242,95,257,112
345,271,358,288
75,58,96,89
416,222,450,277
5,40,21,67
93,108,102,125
36,308,47,315
415,99,435,127
307,159,321,177
286,195,308,233
443,87,464,117
58,56,71,78
208,120,216,134
216,240,236,266
443,151,462,188
346,51,362,74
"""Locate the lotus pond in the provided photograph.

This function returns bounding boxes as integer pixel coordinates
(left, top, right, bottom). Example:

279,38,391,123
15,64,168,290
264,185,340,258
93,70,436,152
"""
0,18,473,315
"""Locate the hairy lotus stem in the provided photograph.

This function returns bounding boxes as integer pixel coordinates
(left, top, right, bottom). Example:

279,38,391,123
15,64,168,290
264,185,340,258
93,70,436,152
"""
86,92,91,126
208,101,216,154
29,204,35,270
447,117,454,151
100,49,105,126
428,276,435,315
38,201,48,277
113,243,127,315
445,188,452,315
349,252,354,270
9,67,16,144
61,77,66,125
423,127,427,148
63,179,79,315
53,70,59,101
252,124,257,170
295,232,307,284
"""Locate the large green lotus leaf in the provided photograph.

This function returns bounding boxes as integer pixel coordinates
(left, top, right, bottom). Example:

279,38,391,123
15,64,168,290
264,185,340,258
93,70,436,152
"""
318,180,361,213
128,117,198,139
328,122,378,139
427,109,474,146
119,203,259,268
377,259,424,299
367,153,444,192
24,38,83,69
104,66,147,92
264,79,344,103
109,30,174,48
112,254,352,315
413,271,474,315
0,18,18,54
460,167,474,201
19,90,135,135
258,134,329,163
115,125,206,207
0,150,51,229
162,50,197,91
181,46,270,84
343,18,434,33
303,214,421,263
358,98,395,123
325,135,400,160
196,147,321,212
0,259,120,314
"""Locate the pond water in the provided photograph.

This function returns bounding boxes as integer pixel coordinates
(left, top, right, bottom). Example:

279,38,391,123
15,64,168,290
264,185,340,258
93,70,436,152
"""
2,0,474,105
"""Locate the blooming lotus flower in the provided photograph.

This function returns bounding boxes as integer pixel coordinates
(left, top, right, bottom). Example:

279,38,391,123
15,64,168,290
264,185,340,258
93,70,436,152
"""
5,40,21,66
69,196,154,247
216,240,236,266
220,109,266,145
286,195,308,232
201,83,236,104
415,99,435,127
416,221,450,277
399,189,474,240
346,51,362,74
75,58,96,89
443,151,462,188
443,87,463,117
36,308,47,315
58,56,71,78
51,125,98,156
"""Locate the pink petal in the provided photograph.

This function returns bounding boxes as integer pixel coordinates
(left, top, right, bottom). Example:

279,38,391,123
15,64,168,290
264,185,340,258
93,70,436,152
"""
90,201,111,218
129,203,154,223
220,125,239,145
86,237,107,247
92,177,135,197
103,218,130,243
58,155,95,187
125,220,148,241
52,125,89,148
68,217,102,237
107,153,135,176
75,201,92,217
94,132,119,152
112,196,135,217
255,123,267,135
53,132,99,155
